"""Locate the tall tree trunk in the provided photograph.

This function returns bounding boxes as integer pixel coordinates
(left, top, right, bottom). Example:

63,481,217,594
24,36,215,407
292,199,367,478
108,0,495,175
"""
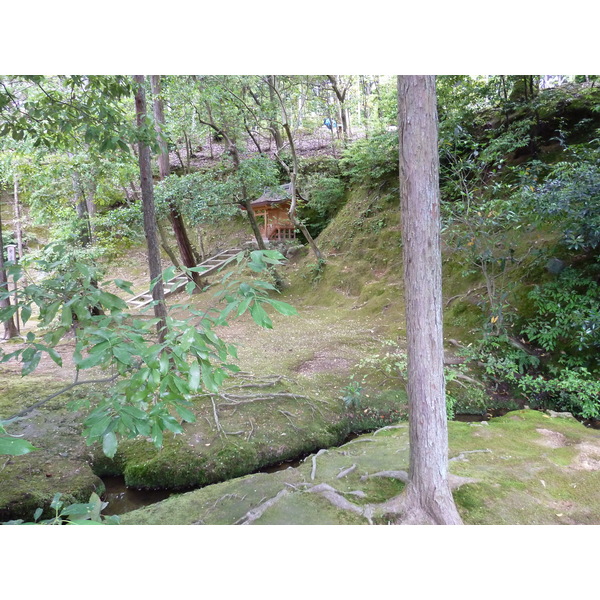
134,75,168,342
268,76,284,151
327,75,351,143
85,178,97,244
267,77,324,261
150,75,200,282
12,174,25,283
68,154,92,247
0,208,18,339
397,75,462,525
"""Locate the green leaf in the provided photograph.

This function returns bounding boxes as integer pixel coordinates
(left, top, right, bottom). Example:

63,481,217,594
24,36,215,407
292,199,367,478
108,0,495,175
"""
113,345,133,366
237,296,253,316
0,436,38,456
264,299,297,316
201,361,219,393
159,352,170,376
113,278,135,294
20,305,32,325
189,362,201,393
41,301,61,325
102,431,118,458
68,519,103,525
250,301,272,329
161,415,183,434
22,350,42,376
45,346,63,367
162,266,178,282
61,502,95,518
61,305,73,327
151,422,163,448
174,404,196,423
98,291,127,311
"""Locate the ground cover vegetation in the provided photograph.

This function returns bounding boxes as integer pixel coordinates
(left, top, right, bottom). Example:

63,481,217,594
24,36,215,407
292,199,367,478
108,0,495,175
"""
1,74,600,524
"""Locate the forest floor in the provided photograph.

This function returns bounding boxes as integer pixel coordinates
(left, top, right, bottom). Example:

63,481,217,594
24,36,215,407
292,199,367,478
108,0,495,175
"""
3,178,600,524
4,250,600,524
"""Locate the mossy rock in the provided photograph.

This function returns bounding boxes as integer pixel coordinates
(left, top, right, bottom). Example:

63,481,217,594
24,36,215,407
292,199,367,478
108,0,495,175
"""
0,454,104,522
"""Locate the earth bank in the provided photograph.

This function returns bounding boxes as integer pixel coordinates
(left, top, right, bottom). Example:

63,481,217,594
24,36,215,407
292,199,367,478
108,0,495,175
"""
120,409,600,525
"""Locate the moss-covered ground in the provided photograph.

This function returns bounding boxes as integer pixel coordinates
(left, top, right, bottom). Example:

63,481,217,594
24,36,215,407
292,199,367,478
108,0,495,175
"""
122,410,600,525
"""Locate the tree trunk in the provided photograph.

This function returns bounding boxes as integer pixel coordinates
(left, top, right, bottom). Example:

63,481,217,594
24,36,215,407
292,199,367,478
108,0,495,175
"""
327,75,350,143
268,76,284,151
150,75,200,282
85,179,97,244
12,174,25,283
0,208,18,339
68,155,92,247
397,75,462,525
134,75,168,342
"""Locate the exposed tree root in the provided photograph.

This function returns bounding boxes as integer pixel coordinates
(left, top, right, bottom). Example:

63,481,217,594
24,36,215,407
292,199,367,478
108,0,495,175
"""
373,425,407,435
5,372,120,422
278,409,301,431
449,449,492,462
234,488,289,525
307,483,372,523
336,464,357,479
342,438,376,446
360,470,409,483
310,448,327,480
307,470,477,525
217,392,310,407
194,493,247,524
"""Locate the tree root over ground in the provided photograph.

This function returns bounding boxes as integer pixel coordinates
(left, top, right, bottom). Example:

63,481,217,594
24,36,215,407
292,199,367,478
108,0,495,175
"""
306,471,478,524
227,468,480,525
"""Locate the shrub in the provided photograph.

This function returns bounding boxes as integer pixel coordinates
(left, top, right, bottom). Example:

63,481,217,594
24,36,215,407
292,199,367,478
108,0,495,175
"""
340,132,399,189
521,268,600,371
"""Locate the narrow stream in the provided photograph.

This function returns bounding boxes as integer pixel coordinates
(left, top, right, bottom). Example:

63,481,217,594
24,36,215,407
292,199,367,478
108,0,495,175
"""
101,432,363,515
101,477,176,516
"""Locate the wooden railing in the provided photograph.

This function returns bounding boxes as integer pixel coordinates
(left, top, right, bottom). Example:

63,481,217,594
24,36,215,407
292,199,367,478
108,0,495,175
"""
264,222,296,241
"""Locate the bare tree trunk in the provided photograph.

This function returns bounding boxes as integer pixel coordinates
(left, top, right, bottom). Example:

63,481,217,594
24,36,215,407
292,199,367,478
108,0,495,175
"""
67,154,92,247
157,219,181,268
327,75,351,143
134,75,168,342
268,76,284,151
0,208,18,339
12,174,25,277
267,78,324,262
151,75,200,281
397,75,462,525
85,179,97,244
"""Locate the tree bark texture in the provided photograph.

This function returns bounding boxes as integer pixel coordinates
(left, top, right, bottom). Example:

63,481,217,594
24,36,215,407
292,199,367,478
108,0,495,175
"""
134,75,168,341
398,75,462,525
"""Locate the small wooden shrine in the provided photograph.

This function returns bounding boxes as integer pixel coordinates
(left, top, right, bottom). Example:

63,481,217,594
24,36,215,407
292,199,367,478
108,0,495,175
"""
245,183,296,242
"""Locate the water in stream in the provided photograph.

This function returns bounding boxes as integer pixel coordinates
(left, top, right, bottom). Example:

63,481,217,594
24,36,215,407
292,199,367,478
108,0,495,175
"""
101,432,364,515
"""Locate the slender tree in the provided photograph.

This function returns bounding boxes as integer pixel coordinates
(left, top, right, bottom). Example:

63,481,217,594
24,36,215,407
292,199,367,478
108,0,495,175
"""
133,75,168,342
326,75,353,142
0,209,18,339
397,75,462,525
150,75,199,281
266,77,324,262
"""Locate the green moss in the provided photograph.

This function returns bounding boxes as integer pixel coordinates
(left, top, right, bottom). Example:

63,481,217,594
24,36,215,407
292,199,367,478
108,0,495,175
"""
0,456,104,522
